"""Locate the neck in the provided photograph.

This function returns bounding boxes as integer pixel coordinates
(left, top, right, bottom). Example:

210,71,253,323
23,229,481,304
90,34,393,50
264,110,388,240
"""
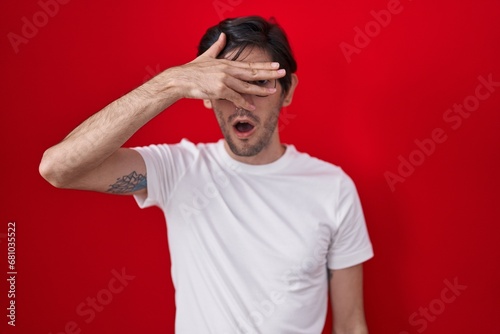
223,136,286,165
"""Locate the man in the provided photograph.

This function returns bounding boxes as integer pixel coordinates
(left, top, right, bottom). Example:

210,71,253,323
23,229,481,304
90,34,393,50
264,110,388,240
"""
40,16,373,334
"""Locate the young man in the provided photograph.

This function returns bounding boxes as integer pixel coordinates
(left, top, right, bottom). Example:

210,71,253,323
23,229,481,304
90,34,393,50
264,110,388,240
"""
40,16,373,334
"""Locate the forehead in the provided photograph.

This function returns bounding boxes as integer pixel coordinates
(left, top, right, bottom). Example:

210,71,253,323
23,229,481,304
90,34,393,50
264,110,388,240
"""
223,46,272,63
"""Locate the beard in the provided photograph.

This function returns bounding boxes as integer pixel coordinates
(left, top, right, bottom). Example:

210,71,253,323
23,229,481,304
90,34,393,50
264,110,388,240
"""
214,106,281,157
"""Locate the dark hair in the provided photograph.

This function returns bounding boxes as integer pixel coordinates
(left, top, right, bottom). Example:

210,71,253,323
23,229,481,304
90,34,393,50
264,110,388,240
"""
197,16,297,96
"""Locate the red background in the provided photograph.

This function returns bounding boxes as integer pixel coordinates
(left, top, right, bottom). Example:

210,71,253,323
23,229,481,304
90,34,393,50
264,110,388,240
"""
1,0,499,333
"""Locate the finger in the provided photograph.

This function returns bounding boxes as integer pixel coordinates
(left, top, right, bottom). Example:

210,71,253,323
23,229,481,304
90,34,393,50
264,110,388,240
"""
203,32,226,59
228,67,286,82
225,60,281,70
225,76,277,97
222,88,256,110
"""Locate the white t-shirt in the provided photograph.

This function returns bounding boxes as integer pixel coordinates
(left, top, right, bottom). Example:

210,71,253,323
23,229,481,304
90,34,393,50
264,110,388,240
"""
133,139,373,334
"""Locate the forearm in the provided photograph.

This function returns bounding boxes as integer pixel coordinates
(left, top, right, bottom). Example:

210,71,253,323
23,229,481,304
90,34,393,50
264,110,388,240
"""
330,265,368,334
40,69,180,187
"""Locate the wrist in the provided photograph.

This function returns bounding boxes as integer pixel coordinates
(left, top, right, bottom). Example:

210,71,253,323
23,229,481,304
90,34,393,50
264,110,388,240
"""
149,66,185,100
134,67,183,109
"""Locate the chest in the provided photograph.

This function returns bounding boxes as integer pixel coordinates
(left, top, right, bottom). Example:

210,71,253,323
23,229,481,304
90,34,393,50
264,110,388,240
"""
167,169,335,289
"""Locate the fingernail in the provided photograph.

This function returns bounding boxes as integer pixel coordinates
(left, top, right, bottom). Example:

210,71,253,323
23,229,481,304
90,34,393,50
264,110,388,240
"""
249,104,256,110
271,62,280,68
268,88,277,93
277,69,286,75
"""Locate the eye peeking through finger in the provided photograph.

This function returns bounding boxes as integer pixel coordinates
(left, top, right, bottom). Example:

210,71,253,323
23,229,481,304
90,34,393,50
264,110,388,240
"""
245,79,277,97
247,79,272,87
251,80,270,87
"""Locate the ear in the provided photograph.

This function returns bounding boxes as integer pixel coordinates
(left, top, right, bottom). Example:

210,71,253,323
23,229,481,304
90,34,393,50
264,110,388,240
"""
203,99,213,109
282,73,298,107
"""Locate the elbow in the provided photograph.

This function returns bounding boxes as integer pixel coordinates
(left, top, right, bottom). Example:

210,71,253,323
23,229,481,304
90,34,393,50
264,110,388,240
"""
39,148,70,189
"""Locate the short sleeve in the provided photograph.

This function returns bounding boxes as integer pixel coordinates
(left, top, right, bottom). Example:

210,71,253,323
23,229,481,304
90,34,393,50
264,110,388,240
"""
327,172,374,270
131,139,198,210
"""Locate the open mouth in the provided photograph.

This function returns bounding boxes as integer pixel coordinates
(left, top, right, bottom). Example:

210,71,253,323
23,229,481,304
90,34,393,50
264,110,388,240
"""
232,119,256,138
234,121,255,133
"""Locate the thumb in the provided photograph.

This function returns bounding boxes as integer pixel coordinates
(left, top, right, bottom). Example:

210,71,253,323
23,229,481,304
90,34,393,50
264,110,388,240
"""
203,32,226,59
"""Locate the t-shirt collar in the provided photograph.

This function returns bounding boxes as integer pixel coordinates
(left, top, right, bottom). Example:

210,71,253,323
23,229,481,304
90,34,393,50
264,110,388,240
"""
216,139,295,174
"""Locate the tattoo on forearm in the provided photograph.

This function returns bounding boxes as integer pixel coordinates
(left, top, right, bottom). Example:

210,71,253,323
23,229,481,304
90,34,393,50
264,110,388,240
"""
107,171,147,194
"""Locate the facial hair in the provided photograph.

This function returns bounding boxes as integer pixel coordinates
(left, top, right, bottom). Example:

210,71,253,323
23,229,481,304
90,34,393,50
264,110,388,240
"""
215,106,281,157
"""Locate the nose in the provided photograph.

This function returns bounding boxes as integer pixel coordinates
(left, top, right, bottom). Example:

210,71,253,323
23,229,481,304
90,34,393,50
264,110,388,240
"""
239,93,255,107
232,96,255,112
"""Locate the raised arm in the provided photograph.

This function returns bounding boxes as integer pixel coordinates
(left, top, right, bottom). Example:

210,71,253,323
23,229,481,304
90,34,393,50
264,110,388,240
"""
39,33,285,195
329,264,369,334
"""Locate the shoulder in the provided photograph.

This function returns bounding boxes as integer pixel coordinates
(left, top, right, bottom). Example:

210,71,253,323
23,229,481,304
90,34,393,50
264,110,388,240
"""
286,145,360,205
287,145,349,180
